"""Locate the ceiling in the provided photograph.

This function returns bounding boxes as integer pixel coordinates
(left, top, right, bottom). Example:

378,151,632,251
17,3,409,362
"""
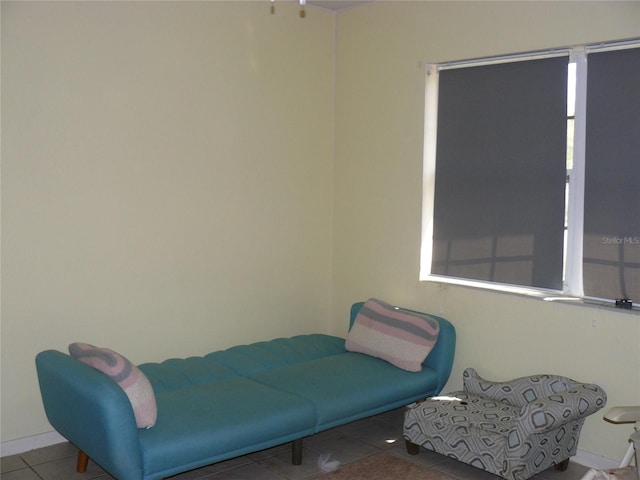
307,1,373,11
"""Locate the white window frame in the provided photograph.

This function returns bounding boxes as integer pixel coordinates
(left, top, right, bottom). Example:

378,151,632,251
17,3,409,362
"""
420,39,640,303
563,48,587,298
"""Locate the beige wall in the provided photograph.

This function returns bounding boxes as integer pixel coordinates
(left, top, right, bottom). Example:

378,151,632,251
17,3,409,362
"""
1,1,335,441
331,1,640,461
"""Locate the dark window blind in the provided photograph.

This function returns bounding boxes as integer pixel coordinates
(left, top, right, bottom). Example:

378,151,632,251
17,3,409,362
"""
431,57,568,290
583,47,640,301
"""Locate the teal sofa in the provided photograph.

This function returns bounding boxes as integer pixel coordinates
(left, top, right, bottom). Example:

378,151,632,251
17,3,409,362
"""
35,302,456,480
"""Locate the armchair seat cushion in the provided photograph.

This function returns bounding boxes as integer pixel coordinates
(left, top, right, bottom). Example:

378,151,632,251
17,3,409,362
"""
417,393,521,436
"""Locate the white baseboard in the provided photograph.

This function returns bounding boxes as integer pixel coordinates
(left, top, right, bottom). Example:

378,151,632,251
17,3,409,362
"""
572,450,620,471
0,431,67,457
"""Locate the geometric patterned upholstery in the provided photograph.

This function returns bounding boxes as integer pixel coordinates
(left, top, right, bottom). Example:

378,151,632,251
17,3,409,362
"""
404,368,607,480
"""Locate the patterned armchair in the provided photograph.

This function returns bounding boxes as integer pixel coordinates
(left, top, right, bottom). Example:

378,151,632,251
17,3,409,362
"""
404,368,607,480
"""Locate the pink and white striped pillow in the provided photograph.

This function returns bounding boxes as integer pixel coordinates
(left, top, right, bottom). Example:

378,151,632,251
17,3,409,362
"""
345,299,440,372
69,343,157,428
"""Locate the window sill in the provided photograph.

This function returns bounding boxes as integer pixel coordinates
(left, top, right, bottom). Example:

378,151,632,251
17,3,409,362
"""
422,275,640,316
540,295,639,315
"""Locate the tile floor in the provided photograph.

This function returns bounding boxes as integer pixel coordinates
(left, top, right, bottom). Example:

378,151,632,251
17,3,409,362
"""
1,408,590,480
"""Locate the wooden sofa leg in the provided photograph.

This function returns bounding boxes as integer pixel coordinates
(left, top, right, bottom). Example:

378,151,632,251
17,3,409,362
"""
405,440,420,455
292,438,303,465
76,450,89,473
554,459,570,471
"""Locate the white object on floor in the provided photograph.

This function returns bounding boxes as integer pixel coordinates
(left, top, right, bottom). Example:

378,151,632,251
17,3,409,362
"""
318,453,341,472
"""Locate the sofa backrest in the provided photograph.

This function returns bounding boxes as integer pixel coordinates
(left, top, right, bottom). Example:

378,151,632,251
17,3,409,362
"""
139,334,346,392
139,356,240,393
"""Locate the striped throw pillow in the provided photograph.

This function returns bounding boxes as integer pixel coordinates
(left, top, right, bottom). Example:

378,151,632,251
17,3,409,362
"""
345,298,440,372
69,343,157,428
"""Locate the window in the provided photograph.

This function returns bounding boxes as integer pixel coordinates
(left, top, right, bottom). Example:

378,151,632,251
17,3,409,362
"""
420,41,640,304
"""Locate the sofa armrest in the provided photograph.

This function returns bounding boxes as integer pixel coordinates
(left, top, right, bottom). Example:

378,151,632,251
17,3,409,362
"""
515,383,607,436
36,350,144,480
422,313,456,393
350,302,456,394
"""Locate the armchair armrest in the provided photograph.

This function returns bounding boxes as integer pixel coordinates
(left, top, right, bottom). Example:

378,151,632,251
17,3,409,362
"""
515,383,607,436
36,350,144,480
